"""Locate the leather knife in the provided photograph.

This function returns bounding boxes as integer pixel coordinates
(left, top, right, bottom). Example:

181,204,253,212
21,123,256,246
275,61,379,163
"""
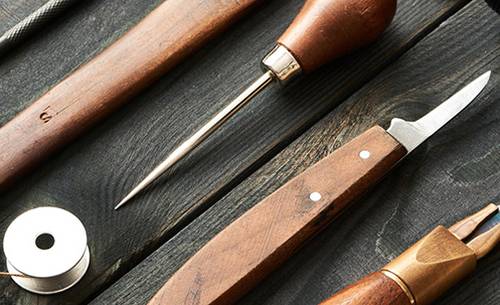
320,203,500,305
147,71,492,305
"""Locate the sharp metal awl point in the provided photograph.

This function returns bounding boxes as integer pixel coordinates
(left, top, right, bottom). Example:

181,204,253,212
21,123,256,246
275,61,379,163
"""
115,71,275,209
116,71,491,210
116,0,400,209
144,70,492,304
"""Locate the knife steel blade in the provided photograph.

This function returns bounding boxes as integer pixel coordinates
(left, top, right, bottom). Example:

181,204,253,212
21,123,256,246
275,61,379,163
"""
387,71,491,153
147,72,491,305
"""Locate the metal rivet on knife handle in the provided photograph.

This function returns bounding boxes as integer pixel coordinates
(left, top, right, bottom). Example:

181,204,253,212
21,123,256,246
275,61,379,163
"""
146,72,490,305
116,0,399,209
309,192,322,202
359,150,371,159
149,126,408,305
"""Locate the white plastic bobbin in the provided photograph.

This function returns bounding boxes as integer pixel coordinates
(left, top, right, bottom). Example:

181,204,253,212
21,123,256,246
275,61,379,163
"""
3,207,90,294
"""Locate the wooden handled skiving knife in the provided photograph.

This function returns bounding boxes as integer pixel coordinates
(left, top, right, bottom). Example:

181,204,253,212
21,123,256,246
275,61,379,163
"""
146,71,492,305
319,203,500,305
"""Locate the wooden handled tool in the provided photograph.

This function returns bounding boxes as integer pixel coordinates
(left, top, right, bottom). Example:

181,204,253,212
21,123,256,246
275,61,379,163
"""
320,204,500,305
145,72,491,305
0,0,261,189
116,0,398,209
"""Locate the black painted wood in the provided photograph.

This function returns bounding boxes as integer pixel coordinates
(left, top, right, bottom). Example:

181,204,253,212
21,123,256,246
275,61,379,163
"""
0,0,162,124
0,0,498,305
90,1,500,305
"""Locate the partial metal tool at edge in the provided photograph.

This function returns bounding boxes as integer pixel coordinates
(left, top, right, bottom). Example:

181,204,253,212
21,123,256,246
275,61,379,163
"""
0,0,79,56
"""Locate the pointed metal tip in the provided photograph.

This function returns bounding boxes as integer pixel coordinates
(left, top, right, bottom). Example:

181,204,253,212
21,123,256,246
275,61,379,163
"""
114,200,127,211
478,70,492,85
114,193,135,210
387,70,492,153
114,202,125,211
114,175,155,210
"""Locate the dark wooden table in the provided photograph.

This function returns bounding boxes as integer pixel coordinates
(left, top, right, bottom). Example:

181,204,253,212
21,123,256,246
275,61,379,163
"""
0,0,499,304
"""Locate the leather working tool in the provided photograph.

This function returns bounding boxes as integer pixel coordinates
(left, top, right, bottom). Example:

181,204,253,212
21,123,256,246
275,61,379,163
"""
0,0,261,190
116,0,399,209
319,203,500,305
145,71,491,305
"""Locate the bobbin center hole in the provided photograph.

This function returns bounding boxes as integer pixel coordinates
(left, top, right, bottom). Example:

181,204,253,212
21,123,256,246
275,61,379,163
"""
35,233,55,250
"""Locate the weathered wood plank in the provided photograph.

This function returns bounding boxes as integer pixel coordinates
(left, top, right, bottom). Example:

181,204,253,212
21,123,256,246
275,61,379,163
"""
0,0,481,304
90,1,499,305
0,0,163,124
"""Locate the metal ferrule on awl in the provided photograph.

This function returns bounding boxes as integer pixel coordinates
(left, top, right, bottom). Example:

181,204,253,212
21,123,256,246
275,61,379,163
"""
381,204,500,305
116,0,400,209
115,45,303,209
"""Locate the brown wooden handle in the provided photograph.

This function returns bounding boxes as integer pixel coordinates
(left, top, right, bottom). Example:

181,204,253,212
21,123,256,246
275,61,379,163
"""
278,0,397,72
0,0,261,189
319,272,411,305
147,126,406,305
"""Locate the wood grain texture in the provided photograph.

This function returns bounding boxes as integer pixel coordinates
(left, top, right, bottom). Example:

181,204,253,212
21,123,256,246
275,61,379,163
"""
0,0,497,305
319,272,410,305
278,0,397,72
90,1,499,305
0,0,261,189
147,127,405,305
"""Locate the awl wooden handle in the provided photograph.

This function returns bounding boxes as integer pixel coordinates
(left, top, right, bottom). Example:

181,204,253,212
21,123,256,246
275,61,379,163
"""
147,126,406,305
278,0,397,72
0,0,261,189
319,272,411,305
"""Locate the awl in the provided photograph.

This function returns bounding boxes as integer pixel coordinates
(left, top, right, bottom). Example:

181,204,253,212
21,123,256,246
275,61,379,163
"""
146,71,491,305
116,0,399,209
320,203,500,305
0,0,262,190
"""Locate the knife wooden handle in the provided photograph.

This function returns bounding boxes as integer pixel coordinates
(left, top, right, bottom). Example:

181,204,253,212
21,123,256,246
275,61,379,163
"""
319,272,411,305
147,126,406,305
0,0,261,189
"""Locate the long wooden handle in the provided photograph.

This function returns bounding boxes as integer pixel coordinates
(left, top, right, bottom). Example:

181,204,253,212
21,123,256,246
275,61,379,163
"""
147,126,406,305
0,0,261,189
319,272,411,305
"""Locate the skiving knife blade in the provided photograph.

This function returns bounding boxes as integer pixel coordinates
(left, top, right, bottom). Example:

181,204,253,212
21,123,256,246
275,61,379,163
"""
388,71,491,153
147,71,491,305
